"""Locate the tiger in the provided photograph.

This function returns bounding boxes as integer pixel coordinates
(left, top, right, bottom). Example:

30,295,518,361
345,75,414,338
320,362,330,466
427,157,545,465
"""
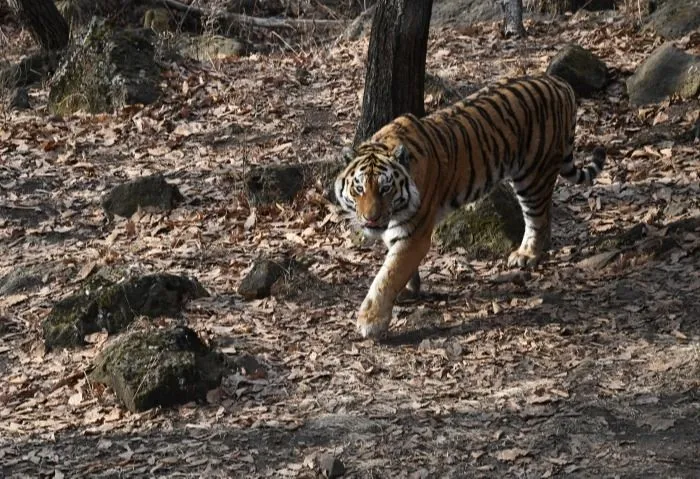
335,74,606,339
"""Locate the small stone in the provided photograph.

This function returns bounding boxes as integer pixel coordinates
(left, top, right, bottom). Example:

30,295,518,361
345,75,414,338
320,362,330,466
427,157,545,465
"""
235,354,266,379
238,258,291,300
102,174,184,218
317,454,345,478
9,87,30,110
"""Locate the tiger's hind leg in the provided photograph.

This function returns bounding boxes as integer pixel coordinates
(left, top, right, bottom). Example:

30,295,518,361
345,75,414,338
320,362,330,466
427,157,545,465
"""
397,270,421,302
508,175,557,268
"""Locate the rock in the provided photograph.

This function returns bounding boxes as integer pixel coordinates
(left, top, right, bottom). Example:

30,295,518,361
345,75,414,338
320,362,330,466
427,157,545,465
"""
238,255,334,303
0,51,61,89
434,183,524,261
645,0,700,39
626,43,700,105
245,160,343,206
8,87,30,110
102,174,184,219
546,44,608,97
0,263,56,296
317,454,345,479
238,256,303,300
431,0,501,27
142,8,174,33
340,5,376,41
178,35,248,62
425,73,482,107
530,0,616,13
234,354,266,378
245,164,306,206
43,273,209,350
48,18,161,115
90,326,225,412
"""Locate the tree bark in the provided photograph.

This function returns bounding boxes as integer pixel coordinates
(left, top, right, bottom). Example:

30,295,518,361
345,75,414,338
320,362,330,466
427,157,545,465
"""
500,0,526,38
353,0,433,146
7,0,69,50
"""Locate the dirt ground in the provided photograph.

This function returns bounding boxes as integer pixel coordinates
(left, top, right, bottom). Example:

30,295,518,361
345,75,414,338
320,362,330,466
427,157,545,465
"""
1,5,699,479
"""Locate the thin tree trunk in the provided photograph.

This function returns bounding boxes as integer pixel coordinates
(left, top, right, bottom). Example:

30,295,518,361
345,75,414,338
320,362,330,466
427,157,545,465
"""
500,0,526,38
353,0,433,145
7,0,69,50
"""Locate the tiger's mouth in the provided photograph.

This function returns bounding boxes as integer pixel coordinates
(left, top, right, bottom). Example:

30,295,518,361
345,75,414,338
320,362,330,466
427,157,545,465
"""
362,219,388,231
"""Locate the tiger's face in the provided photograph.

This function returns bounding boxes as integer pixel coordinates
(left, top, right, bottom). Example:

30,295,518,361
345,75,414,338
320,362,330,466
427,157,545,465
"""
335,143,419,236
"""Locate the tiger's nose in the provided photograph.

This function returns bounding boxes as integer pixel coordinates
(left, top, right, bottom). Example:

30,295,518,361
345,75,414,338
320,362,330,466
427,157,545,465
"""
364,212,381,223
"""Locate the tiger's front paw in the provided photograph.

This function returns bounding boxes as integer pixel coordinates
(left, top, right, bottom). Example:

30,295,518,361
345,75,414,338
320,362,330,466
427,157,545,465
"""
357,299,391,339
507,249,540,268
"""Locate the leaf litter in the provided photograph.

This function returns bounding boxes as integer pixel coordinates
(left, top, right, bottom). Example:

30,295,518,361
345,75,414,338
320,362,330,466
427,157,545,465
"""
1,5,700,479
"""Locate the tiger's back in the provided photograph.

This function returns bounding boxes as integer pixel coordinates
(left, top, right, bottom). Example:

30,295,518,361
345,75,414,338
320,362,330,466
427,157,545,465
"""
336,74,605,338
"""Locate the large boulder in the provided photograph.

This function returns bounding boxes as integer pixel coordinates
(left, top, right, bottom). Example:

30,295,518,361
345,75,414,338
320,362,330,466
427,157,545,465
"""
43,273,209,350
90,326,225,412
434,183,525,261
626,43,700,105
546,44,609,97
645,0,700,39
48,18,161,115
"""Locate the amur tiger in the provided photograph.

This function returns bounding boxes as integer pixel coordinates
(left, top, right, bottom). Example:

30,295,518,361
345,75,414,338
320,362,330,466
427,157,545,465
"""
335,74,606,339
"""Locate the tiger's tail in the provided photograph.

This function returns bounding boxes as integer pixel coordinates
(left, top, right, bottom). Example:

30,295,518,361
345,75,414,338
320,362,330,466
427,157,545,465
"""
559,146,606,186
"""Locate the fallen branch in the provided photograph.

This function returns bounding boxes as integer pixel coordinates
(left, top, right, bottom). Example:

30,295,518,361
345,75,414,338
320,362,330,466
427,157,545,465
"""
156,0,345,31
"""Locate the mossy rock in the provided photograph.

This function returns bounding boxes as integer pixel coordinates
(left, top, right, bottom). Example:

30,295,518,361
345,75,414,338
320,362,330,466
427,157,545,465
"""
434,183,524,261
177,34,248,62
48,18,161,115
90,326,225,412
43,273,209,350
546,44,608,98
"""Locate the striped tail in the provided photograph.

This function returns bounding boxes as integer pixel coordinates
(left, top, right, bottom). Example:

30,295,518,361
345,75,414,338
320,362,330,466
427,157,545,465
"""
560,146,606,186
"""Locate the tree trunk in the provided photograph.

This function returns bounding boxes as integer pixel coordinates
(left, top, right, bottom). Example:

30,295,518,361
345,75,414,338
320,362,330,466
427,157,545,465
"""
500,0,526,38
7,0,69,50
353,0,433,146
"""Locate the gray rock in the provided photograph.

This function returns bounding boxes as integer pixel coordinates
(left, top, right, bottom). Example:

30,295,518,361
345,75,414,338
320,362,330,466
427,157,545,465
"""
49,18,161,114
317,454,345,478
245,160,343,206
431,0,501,26
43,273,209,350
237,256,302,300
102,174,184,218
626,43,700,105
90,326,225,412
645,0,700,39
547,44,608,97
8,87,30,110
0,263,56,296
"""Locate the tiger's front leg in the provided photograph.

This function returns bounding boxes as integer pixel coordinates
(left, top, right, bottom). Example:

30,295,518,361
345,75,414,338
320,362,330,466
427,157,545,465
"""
357,234,431,338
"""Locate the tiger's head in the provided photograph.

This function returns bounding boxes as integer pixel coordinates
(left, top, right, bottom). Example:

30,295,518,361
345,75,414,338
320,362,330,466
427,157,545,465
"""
334,143,420,236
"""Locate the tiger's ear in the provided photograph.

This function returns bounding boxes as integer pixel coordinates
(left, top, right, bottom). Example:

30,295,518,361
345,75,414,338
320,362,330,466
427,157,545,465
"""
393,144,410,167
341,146,355,165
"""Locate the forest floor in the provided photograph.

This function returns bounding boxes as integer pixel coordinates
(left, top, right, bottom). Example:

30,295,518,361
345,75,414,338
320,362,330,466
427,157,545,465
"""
1,5,699,479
